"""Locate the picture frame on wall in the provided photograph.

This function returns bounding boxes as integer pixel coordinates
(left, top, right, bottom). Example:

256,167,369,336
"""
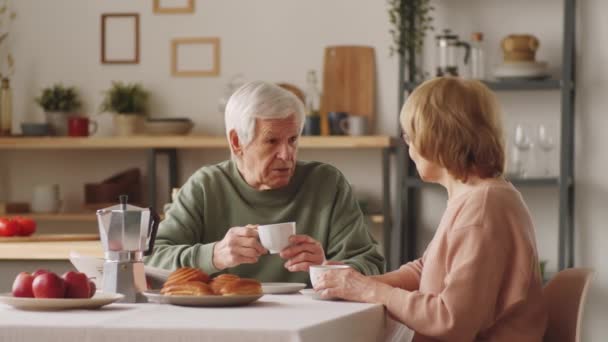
101,13,140,64
171,37,220,77
154,0,195,14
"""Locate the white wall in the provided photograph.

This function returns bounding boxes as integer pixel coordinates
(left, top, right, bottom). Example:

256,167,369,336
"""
1,0,607,340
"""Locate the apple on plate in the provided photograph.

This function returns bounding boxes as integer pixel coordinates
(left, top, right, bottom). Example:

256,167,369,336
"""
32,269,51,278
88,280,96,298
12,272,35,298
32,272,66,298
62,271,91,299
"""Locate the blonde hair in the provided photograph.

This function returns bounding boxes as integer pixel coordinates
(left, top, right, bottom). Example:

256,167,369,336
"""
400,77,505,182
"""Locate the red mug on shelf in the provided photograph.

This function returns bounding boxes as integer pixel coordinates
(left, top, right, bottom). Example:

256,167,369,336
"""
68,116,98,137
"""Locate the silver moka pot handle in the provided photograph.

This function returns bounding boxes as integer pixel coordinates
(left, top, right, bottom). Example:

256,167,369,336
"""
144,208,160,256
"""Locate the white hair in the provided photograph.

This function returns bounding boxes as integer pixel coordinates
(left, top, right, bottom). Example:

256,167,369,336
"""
224,81,305,148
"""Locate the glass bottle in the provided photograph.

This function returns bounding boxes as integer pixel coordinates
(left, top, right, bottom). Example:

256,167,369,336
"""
303,70,322,136
305,70,321,116
470,32,485,80
0,78,12,136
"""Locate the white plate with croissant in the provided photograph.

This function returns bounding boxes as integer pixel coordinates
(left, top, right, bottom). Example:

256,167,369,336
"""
143,290,262,307
143,268,264,307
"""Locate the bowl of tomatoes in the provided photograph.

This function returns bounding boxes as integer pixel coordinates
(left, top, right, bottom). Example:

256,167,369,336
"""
0,216,37,237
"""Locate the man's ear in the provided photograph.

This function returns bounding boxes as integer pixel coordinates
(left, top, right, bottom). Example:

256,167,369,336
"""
229,130,243,156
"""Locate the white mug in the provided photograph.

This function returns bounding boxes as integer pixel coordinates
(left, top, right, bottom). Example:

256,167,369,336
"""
339,116,368,136
309,264,352,288
258,222,296,254
32,184,61,213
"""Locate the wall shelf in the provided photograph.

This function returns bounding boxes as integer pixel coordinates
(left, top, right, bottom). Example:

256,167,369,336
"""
0,135,397,150
404,79,563,92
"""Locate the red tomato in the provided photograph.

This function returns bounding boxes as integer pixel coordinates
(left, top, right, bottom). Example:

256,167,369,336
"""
12,217,37,236
0,218,20,237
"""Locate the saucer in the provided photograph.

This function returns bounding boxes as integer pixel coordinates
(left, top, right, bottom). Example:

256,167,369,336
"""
261,283,306,294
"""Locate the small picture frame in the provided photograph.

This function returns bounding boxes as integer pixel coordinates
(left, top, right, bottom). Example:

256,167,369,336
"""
171,37,220,77
101,13,140,64
154,0,195,14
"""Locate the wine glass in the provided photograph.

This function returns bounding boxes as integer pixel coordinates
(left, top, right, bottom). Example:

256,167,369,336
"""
513,123,533,178
537,123,555,176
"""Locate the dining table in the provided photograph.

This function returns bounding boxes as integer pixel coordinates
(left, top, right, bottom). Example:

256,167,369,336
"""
0,291,414,342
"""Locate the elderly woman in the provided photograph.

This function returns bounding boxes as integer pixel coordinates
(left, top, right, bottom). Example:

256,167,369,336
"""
145,81,384,282
314,77,547,341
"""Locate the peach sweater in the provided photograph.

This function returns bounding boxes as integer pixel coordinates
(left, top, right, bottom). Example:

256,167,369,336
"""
385,180,547,341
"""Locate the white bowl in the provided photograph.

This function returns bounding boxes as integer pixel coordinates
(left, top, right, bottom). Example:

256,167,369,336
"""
144,118,194,136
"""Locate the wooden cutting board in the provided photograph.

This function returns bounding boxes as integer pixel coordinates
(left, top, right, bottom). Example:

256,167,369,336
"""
0,234,100,243
320,46,376,135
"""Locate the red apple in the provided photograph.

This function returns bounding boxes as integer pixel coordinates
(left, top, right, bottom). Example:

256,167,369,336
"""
88,280,96,298
32,269,50,278
12,272,35,298
62,271,91,299
32,272,65,298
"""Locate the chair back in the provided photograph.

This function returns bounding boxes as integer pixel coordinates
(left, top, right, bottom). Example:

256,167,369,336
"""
543,268,594,342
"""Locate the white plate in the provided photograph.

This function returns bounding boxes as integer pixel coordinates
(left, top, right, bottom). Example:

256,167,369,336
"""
0,292,124,311
261,282,307,294
494,61,549,79
143,290,263,307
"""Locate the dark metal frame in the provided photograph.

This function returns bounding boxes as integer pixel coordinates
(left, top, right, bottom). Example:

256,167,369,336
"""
394,0,576,270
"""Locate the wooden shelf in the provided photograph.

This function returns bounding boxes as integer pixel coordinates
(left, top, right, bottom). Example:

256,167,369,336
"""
0,135,397,150
8,212,381,226
6,212,97,222
6,212,167,222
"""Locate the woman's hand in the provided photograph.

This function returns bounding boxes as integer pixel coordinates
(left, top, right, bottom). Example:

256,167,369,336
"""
313,267,393,303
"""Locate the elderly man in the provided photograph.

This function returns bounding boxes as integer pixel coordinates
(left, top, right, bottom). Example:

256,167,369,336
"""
145,81,384,283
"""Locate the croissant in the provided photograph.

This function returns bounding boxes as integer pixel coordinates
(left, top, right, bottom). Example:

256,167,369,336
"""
219,278,262,296
160,281,214,296
209,274,240,294
163,267,210,287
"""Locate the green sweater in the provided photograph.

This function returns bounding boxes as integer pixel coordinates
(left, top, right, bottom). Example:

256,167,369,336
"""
144,160,385,284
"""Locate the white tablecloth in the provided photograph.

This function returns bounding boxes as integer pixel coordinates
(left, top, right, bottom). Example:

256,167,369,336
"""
0,293,413,342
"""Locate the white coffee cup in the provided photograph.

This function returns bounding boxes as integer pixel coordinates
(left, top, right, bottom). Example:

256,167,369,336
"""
309,264,352,288
31,184,61,213
258,222,296,254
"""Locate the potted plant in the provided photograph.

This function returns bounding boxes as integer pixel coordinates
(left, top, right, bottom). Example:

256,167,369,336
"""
35,84,81,136
99,81,148,136
388,0,434,81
